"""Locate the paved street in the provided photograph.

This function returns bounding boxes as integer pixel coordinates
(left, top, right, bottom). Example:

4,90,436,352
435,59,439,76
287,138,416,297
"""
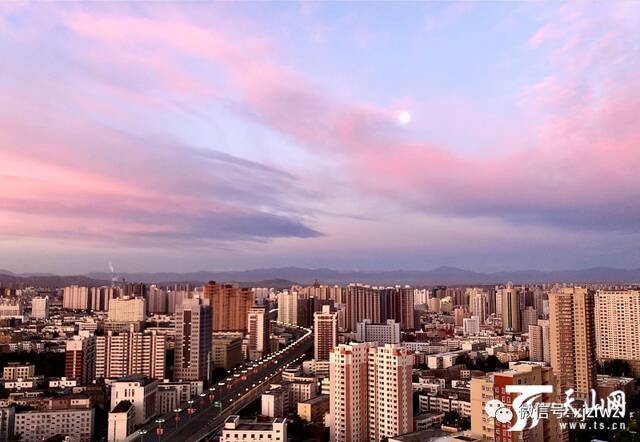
134,321,312,442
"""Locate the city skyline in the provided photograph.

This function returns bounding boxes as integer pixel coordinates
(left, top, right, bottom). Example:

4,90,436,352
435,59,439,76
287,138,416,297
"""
2,2,640,273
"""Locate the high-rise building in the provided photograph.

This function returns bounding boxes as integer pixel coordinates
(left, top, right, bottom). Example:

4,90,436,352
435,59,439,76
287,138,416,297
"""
495,289,503,317
463,316,480,336
167,290,193,314
277,291,314,327
108,297,147,322
65,334,96,385
299,284,344,303
528,319,550,363
533,287,546,318
63,285,90,310
548,286,597,400
427,296,441,313
501,282,521,334
95,328,166,380
147,285,168,314
469,288,488,323
30,296,49,320
278,291,298,325
355,319,400,345
453,307,466,326
253,287,271,304
521,306,538,330
344,285,414,332
89,286,115,311
471,362,558,442
329,343,413,442
174,297,212,381
414,289,428,306
595,290,640,376
247,305,270,360
367,345,414,441
122,282,148,298
314,305,338,360
329,342,374,442
204,282,254,332
396,286,415,331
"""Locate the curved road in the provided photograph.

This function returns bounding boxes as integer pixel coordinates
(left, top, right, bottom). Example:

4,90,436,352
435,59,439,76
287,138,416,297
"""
134,319,312,442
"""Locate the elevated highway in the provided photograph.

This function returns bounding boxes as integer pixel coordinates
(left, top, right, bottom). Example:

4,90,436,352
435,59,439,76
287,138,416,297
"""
133,319,312,442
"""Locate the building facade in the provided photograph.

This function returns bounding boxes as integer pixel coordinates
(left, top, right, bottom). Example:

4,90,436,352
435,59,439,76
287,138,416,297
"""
174,297,213,381
549,286,597,400
329,343,413,442
595,290,640,376
314,305,338,360
95,329,166,380
355,319,400,345
204,281,254,332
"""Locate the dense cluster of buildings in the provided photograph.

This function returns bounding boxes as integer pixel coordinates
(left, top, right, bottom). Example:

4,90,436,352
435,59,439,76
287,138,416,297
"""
0,279,638,441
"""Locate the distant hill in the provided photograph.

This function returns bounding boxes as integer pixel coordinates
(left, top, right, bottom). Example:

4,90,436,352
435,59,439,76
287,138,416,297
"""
3,266,640,288
84,266,640,285
0,273,108,288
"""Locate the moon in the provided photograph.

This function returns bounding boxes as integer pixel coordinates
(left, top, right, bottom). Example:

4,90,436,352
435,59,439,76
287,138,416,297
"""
398,111,412,125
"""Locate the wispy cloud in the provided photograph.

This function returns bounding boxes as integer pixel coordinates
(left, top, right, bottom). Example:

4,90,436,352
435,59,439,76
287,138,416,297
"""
1,2,639,266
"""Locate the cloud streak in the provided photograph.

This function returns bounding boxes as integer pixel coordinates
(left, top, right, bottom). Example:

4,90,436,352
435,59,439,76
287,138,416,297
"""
1,2,639,266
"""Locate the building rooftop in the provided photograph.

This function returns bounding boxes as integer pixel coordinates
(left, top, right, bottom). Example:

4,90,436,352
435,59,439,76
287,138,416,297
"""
389,429,450,442
414,411,445,419
111,400,133,413
224,415,286,431
299,394,329,405
113,374,155,385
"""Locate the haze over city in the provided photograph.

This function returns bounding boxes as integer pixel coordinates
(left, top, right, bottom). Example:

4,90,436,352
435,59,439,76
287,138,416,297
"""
2,2,640,274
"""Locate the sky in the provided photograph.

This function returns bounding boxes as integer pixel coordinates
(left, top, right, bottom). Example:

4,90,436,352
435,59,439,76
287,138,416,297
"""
1,2,640,274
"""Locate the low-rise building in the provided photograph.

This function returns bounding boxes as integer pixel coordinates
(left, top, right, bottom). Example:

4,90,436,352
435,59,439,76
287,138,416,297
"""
596,374,636,399
3,363,35,380
418,394,471,417
157,380,202,414
262,385,288,418
0,407,15,441
49,377,78,388
108,400,135,442
14,407,95,442
297,394,329,423
110,375,158,425
221,415,287,442
212,336,244,371
413,411,445,431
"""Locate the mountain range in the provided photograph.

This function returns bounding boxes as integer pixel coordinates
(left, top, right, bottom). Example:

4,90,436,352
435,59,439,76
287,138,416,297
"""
2,266,640,287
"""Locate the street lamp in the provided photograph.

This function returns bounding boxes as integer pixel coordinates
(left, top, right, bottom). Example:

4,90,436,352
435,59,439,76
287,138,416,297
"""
155,418,165,437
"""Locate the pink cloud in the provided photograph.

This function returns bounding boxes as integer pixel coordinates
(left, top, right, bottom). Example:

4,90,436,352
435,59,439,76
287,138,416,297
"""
2,1,639,254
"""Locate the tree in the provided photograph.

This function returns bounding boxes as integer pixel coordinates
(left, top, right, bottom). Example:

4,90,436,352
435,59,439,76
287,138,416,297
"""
486,355,508,371
442,411,461,426
599,359,631,377
455,354,473,369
